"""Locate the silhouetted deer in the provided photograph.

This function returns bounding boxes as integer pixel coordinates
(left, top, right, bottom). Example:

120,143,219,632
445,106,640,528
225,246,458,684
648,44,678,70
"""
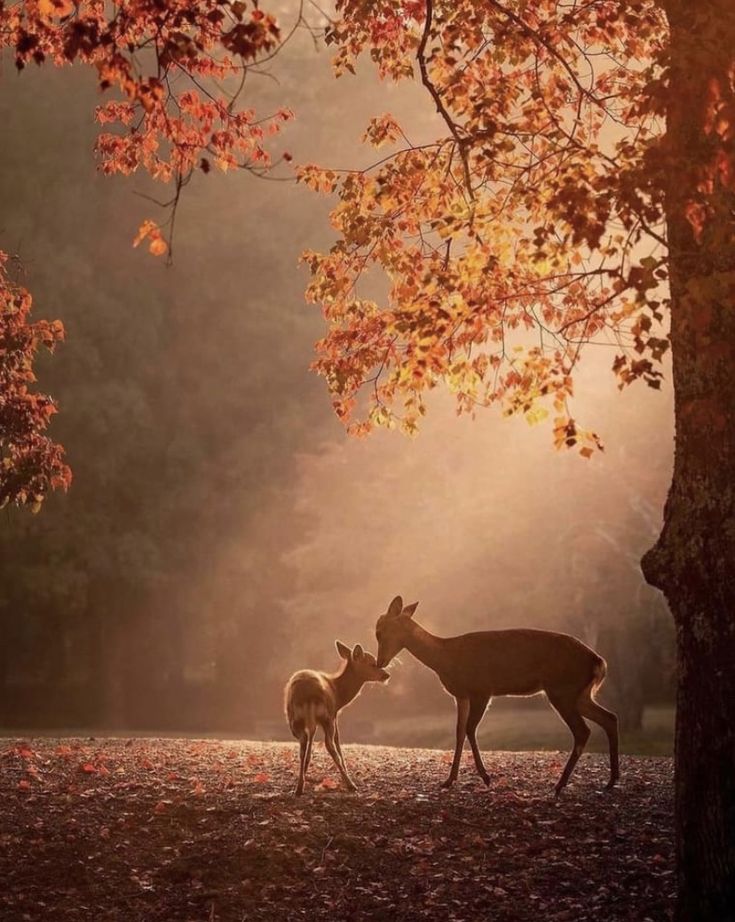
375,596,619,795
285,641,389,795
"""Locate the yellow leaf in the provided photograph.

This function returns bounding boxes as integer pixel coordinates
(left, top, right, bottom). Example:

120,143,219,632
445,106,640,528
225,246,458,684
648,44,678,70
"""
40,0,74,17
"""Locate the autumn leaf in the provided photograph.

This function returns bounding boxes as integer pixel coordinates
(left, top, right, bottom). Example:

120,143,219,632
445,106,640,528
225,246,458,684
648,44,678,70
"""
132,221,168,258
38,0,74,19
316,777,339,790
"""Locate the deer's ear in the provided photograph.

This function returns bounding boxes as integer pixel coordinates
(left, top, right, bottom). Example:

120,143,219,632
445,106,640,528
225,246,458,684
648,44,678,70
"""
352,643,364,660
387,596,404,618
402,601,419,618
335,640,352,660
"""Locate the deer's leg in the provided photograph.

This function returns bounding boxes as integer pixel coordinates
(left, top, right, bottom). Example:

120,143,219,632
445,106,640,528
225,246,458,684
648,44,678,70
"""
303,727,316,778
548,695,591,796
333,723,344,759
323,720,357,792
579,697,620,789
441,697,470,789
466,695,491,785
294,733,309,796
333,723,351,775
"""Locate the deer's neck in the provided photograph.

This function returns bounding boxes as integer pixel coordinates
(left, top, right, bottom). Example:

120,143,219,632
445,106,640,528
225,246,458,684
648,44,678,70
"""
331,666,363,710
405,622,450,677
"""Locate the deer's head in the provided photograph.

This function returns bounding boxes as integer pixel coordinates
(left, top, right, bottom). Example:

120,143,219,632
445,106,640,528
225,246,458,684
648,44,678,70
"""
336,640,390,683
375,595,419,668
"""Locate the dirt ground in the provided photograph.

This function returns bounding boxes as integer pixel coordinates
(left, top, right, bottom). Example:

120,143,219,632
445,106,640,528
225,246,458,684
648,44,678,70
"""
0,738,674,921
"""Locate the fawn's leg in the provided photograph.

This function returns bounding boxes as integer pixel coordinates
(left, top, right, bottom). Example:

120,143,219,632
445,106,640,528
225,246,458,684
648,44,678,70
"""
294,733,309,796
333,723,346,764
442,697,470,789
324,720,357,792
303,727,315,777
466,695,491,785
548,694,591,796
579,697,620,789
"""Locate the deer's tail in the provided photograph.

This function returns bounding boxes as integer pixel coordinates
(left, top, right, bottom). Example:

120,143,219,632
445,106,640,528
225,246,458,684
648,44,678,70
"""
290,699,323,738
588,655,607,700
303,701,319,736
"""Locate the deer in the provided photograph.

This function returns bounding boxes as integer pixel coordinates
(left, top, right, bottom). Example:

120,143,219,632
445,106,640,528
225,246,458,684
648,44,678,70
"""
375,596,619,795
284,641,390,795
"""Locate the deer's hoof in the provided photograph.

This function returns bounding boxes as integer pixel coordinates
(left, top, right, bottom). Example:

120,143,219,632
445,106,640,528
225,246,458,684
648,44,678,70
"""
345,782,358,793
480,773,491,787
440,778,456,790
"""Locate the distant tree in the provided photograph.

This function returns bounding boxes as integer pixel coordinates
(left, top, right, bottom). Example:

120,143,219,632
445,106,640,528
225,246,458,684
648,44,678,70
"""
0,251,70,506
301,2,735,919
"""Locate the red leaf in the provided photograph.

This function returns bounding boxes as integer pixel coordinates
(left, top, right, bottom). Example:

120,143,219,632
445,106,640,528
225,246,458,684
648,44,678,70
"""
317,777,339,790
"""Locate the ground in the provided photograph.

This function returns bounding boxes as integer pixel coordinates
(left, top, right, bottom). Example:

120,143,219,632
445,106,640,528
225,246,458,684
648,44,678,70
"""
0,739,674,922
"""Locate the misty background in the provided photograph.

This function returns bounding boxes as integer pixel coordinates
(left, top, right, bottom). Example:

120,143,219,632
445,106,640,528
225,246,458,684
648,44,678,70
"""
0,18,675,754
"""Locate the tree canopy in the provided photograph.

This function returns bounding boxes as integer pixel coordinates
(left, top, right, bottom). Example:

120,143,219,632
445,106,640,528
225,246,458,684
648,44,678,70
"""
302,1,669,453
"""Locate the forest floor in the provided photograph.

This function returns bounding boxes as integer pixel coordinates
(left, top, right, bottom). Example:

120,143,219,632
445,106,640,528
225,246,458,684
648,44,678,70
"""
0,738,674,922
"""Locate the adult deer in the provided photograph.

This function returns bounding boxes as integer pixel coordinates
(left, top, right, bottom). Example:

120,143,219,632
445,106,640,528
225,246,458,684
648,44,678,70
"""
375,596,619,795
285,641,389,795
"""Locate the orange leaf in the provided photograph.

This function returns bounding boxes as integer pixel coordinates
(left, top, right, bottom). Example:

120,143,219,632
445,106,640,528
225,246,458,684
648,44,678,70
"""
317,777,339,790
149,237,168,257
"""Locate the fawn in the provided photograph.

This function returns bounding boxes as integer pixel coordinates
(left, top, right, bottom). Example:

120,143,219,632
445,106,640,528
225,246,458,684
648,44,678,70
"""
375,595,619,795
285,641,389,795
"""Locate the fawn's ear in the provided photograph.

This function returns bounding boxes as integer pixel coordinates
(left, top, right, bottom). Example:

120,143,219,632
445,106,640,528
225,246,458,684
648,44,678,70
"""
387,596,404,618
402,601,419,618
336,640,352,660
352,643,364,660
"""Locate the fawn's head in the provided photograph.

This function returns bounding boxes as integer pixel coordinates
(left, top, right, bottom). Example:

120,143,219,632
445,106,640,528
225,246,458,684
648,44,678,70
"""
336,641,390,683
375,595,419,668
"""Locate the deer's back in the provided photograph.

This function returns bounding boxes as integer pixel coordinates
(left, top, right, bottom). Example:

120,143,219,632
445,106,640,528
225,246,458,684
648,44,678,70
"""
442,628,602,698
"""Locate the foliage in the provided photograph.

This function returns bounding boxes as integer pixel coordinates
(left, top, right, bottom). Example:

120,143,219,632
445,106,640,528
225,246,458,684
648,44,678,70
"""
0,0,293,508
0,251,70,508
2,0,290,239
301,0,673,454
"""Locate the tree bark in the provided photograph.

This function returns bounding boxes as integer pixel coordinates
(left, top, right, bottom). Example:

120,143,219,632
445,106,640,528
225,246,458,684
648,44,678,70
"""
643,3,735,918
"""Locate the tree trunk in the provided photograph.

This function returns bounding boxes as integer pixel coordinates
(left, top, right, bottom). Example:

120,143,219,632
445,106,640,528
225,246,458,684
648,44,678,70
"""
643,3,735,919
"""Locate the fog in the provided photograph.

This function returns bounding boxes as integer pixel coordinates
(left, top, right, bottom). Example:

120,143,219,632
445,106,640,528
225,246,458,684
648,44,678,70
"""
0,22,674,750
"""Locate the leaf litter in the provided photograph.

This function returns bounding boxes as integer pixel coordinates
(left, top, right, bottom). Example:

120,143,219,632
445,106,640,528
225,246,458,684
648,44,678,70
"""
0,738,673,921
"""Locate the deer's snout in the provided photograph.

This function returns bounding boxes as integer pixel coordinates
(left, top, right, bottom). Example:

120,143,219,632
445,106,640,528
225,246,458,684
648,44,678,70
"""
378,668,390,682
